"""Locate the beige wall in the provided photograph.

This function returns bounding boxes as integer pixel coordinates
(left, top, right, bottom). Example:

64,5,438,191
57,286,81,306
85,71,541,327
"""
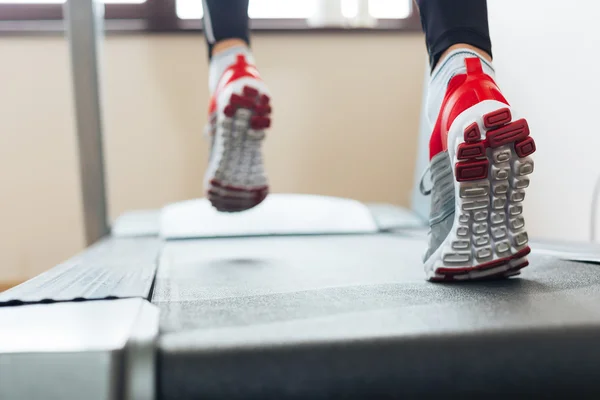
0,33,426,284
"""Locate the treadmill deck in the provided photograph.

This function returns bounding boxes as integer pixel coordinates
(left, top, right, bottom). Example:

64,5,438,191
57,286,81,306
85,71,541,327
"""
153,233,600,398
3,224,600,398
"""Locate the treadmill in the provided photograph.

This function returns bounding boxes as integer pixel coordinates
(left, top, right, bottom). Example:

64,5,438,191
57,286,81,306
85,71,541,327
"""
3,2,600,399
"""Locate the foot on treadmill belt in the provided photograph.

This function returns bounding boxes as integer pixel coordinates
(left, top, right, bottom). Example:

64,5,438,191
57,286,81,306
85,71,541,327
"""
422,56,535,282
204,54,270,212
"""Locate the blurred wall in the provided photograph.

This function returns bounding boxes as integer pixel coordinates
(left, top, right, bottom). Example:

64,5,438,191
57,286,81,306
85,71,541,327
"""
0,33,426,286
488,0,600,241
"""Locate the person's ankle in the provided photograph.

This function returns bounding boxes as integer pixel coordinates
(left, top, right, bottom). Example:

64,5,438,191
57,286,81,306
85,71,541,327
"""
208,43,255,94
435,43,492,70
426,47,495,126
211,38,249,58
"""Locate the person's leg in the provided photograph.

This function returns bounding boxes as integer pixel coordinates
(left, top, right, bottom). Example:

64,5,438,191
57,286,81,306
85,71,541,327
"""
203,0,250,58
202,0,271,213
417,0,495,128
416,0,492,69
417,0,536,281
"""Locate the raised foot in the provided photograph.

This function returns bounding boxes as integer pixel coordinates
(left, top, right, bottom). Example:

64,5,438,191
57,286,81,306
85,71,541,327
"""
207,85,272,213
432,106,536,282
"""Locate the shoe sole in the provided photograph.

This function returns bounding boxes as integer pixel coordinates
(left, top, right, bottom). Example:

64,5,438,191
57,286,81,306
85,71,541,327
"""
206,84,271,213
425,100,536,282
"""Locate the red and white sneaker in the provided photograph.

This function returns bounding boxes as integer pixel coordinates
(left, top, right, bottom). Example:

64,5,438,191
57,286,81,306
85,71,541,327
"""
422,57,536,281
204,54,271,212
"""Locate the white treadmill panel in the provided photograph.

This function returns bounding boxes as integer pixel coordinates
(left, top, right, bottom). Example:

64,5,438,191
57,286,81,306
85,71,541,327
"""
160,194,379,239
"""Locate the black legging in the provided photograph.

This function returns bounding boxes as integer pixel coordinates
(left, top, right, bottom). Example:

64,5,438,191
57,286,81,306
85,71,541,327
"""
416,0,492,68
202,0,250,57
202,0,492,69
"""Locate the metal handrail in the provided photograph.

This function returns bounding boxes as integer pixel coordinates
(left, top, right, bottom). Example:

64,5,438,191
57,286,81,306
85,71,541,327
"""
64,0,110,245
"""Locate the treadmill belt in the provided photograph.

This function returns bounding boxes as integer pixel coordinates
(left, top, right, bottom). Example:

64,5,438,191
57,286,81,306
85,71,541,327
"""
152,234,426,332
153,233,600,399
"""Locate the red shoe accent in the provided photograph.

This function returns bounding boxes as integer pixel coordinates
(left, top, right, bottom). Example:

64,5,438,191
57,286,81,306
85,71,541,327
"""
208,180,269,213
210,179,267,193
487,119,530,148
208,97,217,117
251,116,271,129
484,107,512,128
243,86,259,98
457,142,485,160
207,190,266,201
464,122,481,143
429,57,509,159
255,105,272,116
515,137,536,158
208,54,263,116
434,246,531,279
259,94,270,105
223,105,235,118
230,94,242,107
456,159,489,181
231,94,254,109
454,111,536,182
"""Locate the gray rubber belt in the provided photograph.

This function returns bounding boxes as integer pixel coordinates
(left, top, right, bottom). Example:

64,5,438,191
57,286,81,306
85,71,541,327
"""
154,234,600,399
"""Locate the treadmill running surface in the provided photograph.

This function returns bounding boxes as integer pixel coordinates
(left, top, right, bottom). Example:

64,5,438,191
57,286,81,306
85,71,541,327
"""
154,233,600,399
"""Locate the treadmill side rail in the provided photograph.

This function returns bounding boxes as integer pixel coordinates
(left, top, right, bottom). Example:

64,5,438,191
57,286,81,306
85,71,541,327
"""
0,298,158,400
0,237,160,304
124,300,160,400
